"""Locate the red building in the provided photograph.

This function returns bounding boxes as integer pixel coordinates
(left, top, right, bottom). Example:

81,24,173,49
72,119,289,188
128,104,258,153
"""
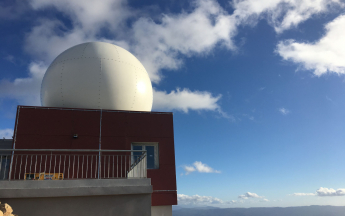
12,105,177,209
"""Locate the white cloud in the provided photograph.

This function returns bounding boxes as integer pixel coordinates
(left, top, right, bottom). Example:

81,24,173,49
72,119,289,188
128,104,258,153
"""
182,161,221,175
24,19,105,64
178,192,268,206
153,88,221,113
178,194,225,205
238,192,263,199
4,0,345,110
24,0,133,63
316,187,345,196
291,187,345,197
291,193,316,196
13,0,235,114
0,62,47,105
194,161,221,173
25,20,77,62
279,107,290,115
29,0,132,33
232,0,344,33
130,0,236,83
23,0,344,75
130,0,344,81
25,0,237,83
277,14,345,76
183,165,196,175
0,129,14,139
226,200,239,204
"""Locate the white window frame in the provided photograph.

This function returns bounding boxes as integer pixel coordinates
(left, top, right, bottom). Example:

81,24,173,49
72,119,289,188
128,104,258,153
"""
131,142,159,169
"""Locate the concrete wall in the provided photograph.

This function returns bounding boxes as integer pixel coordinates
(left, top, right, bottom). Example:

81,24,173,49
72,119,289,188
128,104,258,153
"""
151,205,172,216
1,194,151,216
0,179,152,216
0,179,152,198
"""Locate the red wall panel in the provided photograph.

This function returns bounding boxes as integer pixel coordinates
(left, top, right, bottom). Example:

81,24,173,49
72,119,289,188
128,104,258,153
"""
101,112,129,137
152,191,178,206
148,165,177,190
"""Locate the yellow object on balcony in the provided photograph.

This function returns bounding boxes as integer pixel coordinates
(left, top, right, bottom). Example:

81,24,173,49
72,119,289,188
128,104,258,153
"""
25,173,63,180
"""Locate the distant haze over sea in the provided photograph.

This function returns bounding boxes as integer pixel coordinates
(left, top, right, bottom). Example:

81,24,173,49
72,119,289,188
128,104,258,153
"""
173,205,345,216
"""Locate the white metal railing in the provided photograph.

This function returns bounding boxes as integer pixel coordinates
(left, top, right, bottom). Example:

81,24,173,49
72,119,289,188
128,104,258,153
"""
0,149,147,181
128,154,147,178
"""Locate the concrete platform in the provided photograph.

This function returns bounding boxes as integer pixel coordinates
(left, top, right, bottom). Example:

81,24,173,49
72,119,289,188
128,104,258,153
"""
0,179,152,216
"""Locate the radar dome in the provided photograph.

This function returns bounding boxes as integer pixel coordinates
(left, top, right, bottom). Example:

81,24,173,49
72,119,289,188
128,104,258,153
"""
41,42,153,111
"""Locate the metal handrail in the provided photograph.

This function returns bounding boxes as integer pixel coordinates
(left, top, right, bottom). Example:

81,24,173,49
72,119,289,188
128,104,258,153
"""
0,149,146,152
17,105,172,115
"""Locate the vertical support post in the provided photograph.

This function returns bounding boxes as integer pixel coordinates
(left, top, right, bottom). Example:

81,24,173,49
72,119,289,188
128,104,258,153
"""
9,106,20,181
144,151,147,178
98,109,102,179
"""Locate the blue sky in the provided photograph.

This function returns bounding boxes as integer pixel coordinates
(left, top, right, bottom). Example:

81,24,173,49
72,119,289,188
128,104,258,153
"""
1,0,345,208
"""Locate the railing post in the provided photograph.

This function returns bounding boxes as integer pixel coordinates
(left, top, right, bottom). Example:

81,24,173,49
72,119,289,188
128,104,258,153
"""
98,109,102,179
8,154,12,181
98,151,101,179
9,106,21,181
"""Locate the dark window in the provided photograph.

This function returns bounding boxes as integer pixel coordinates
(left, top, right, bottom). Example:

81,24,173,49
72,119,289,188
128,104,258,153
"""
131,143,159,169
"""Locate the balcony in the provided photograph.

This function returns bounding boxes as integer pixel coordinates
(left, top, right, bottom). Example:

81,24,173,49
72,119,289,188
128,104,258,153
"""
0,149,147,180
0,149,152,216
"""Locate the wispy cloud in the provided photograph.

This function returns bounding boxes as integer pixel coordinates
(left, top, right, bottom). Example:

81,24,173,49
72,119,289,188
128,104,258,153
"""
182,165,196,175
279,108,290,115
178,192,269,206
4,55,15,63
291,193,316,196
178,194,240,206
178,194,225,205
177,192,269,205
232,0,344,33
242,114,255,121
238,192,263,199
182,161,221,175
0,0,30,20
237,192,269,203
0,129,14,139
291,187,345,197
0,62,47,105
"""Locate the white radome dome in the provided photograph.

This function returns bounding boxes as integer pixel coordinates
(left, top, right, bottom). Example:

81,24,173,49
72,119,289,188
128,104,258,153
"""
41,42,153,111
